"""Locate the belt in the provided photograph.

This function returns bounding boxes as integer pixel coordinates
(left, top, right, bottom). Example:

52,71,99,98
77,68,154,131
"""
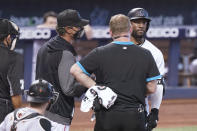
126,104,145,112
114,104,145,112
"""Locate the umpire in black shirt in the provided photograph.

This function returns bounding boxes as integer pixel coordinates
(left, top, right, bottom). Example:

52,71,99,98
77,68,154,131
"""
71,14,161,131
36,9,89,127
0,19,23,123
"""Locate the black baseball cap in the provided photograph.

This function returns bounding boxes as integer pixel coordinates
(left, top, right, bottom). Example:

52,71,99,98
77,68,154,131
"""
57,9,89,27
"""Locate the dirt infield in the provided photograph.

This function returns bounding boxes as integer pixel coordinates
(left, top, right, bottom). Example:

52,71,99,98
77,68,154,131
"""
158,99,197,128
70,99,197,130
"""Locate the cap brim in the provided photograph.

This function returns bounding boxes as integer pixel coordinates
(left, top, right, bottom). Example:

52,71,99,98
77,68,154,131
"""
77,19,89,27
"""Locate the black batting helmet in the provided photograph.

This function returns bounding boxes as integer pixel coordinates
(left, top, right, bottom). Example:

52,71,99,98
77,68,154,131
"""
26,79,58,103
127,8,151,31
0,19,20,50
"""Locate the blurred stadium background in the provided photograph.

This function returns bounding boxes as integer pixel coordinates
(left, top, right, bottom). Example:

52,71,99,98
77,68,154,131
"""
1,0,197,130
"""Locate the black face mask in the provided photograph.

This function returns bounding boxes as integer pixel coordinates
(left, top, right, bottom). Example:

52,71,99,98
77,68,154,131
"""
73,28,85,40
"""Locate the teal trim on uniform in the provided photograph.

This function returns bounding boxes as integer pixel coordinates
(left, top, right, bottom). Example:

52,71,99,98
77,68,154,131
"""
112,41,134,45
76,62,91,76
146,75,162,82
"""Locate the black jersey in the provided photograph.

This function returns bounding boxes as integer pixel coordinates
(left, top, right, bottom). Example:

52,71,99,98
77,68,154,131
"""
78,41,160,111
0,44,23,100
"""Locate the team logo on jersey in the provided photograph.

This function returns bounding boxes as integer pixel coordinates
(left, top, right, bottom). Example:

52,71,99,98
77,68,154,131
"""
18,113,23,118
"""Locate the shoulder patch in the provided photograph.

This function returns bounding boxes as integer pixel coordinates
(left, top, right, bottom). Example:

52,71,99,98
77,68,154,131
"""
39,118,51,131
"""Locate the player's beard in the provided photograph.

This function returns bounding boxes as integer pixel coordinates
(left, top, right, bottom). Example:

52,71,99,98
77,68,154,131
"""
131,29,145,39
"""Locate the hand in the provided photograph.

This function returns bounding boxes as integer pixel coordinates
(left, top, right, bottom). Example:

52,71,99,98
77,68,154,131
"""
91,85,117,109
80,85,117,112
147,108,159,130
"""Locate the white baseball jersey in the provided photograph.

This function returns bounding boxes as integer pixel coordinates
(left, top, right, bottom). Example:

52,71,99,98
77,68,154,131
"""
0,107,66,131
140,40,165,75
140,40,165,111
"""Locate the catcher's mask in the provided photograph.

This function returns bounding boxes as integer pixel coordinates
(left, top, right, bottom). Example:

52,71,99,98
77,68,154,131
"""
0,19,20,50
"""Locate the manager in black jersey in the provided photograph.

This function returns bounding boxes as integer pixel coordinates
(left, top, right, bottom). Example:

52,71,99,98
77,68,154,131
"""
0,19,23,123
36,9,89,128
71,14,161,131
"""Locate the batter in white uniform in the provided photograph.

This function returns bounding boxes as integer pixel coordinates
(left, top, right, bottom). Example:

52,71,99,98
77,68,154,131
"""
128,8,165,131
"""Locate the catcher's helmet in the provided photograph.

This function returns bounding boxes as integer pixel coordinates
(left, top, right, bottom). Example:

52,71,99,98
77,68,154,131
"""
127,8,151,31
0,19,20,50
26,79,58,103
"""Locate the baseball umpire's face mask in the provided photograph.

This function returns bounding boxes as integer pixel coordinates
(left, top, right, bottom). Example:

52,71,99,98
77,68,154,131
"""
68,26,84,40
9,34,20,50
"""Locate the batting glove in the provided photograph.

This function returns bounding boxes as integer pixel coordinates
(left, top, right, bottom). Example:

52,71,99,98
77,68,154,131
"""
147,108,159,130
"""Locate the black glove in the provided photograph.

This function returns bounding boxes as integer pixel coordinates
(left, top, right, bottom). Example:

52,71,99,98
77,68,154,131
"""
147,108,159,130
